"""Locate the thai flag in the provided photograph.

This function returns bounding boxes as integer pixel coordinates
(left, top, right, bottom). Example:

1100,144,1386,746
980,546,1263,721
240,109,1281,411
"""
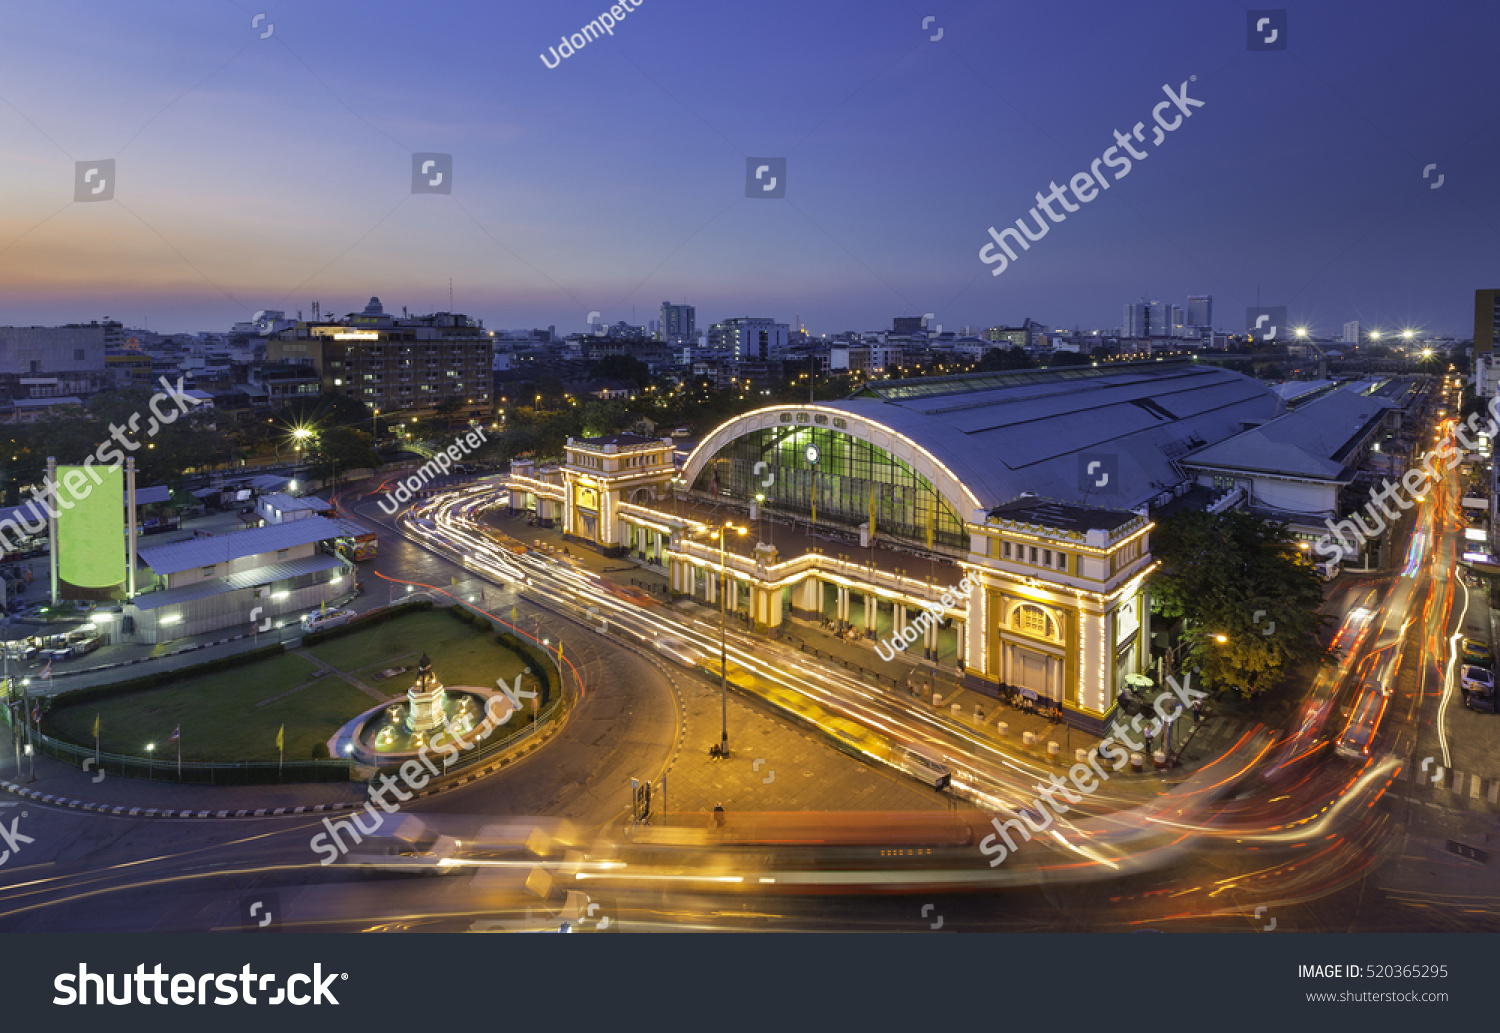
40,659,51,680
169,725,180,742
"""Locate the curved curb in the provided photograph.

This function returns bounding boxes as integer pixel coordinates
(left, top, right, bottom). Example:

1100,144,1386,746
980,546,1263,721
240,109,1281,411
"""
0,710,568,820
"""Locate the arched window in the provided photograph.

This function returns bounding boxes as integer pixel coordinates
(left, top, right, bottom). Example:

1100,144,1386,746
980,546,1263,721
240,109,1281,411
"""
1013,604,1055,640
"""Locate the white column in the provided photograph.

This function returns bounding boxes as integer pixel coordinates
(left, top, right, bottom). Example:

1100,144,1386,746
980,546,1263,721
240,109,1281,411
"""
47,457,58,605
126,457,138,599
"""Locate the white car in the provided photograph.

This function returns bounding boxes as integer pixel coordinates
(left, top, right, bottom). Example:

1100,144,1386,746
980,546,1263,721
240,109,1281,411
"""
300,608,356,633
892,743,953,788
1461,664,1495,695
653,636,706,669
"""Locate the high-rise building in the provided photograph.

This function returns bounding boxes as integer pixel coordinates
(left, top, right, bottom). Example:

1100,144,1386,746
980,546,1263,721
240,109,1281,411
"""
660,301,695,346
893,316,924,335
1342,320,1362,345
269,297,492,421
1474,291,1500,355
1125,300,1172,338
708,317,789,360
1186,294,1212,333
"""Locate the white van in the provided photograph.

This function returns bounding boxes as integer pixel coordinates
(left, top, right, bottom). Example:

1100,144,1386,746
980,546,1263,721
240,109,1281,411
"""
893,743,952,788
1313,560,1339,582
300,608,356,632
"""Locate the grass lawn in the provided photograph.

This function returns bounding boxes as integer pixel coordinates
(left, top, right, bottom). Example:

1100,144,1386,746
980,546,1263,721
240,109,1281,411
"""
46,610,537,763
47,653,373,762
307,610,533,692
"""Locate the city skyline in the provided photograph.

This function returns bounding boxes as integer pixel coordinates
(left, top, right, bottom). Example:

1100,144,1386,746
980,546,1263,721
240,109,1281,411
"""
0,1,1494,337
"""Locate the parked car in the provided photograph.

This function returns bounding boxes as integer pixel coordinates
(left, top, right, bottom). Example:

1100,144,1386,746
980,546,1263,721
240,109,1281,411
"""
1461,637,1492,667
1462,688,1497,713
299,608,356,633
1460,664,1494,694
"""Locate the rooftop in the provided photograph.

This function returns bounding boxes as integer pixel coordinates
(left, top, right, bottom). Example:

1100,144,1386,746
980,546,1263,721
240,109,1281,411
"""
826,360,1284,510
136,515,343,575
986,498,1143,535
1180,388,1399,480
570,433,666,451
258,492,327,513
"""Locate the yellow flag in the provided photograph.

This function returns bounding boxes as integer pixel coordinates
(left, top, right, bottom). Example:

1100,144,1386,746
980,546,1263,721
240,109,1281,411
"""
451,576,458,586
275,724,284,751
925,500,934,551
868,483,876,537
92,713,100,739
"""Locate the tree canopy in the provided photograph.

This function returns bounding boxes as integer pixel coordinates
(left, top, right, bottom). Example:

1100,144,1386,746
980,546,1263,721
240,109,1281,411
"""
1149,509,1331,697
590,354,651,387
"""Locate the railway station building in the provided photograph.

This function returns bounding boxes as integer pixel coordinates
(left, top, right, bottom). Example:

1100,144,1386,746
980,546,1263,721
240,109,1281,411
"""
502,360,1285,732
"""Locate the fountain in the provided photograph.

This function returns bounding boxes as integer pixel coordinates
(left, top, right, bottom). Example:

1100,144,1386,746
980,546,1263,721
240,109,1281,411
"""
333,653,530,766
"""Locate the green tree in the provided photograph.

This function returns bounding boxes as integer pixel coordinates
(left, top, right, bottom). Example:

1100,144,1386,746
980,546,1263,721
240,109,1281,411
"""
276,392,371,431
315,427,380,479
580,399,630,437
590,354,651,388
1149,510,1331,698
977,346,1035,371
1048,351,1089,367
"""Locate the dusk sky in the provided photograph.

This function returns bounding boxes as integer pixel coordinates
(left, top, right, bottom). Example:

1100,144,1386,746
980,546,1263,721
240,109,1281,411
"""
1,0,1496,337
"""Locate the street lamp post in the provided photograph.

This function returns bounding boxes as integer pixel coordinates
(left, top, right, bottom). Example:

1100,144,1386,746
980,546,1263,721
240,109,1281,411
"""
686,520,747,755
718,528,729,753
542,637,564,716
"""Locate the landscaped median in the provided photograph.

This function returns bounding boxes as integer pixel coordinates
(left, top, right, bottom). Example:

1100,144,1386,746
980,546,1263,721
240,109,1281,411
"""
18,602,572,790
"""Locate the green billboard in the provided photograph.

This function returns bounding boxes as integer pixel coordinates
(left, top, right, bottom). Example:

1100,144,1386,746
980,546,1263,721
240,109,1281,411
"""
57,464,126,590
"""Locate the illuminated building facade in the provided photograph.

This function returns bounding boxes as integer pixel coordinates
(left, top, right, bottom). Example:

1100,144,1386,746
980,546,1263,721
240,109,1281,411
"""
503,360,1283,732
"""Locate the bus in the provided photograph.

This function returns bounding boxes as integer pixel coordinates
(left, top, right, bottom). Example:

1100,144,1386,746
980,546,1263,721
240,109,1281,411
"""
336,530,378,562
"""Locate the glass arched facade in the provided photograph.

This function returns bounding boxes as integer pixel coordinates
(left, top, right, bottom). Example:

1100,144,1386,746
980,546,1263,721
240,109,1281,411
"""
693,422,966,551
